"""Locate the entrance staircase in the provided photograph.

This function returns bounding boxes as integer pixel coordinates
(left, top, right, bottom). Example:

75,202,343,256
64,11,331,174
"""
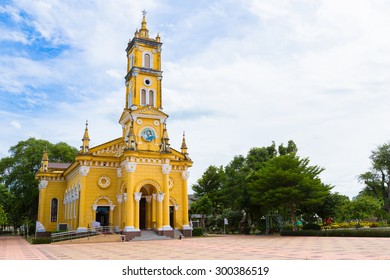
132,229,184,241
133,230,171,241
51,227,185,243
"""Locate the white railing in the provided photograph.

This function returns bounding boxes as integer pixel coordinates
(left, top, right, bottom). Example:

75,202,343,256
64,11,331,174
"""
51,226,119,243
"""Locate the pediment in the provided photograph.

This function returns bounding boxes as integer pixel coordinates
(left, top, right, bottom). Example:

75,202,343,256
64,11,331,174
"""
119,106,168,126
89,138,125,157
132,105,169,119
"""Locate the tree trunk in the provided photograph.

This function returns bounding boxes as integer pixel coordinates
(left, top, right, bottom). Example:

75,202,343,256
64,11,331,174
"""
289,205,297,231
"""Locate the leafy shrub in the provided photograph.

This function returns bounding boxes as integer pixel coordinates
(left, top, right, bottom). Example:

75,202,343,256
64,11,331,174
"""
302,223,321,230
192,227,204,237
323,221,381,230
281,229,390,237
30,237,52,244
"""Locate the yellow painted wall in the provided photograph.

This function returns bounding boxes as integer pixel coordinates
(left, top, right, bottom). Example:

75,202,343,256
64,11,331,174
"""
41,180,66,232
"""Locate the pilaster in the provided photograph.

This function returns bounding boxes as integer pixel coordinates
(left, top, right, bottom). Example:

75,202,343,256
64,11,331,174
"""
37,180,48,231
124,161,140,240
77,166,90,232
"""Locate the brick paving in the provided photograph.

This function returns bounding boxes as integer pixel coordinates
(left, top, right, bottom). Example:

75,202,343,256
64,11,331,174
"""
1,235,389,260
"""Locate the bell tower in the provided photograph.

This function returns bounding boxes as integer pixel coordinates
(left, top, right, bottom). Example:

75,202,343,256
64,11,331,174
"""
124,10,162,110
119,11,168,153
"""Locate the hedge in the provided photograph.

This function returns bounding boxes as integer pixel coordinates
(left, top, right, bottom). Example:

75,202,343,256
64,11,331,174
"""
281,229,390,237
192,227,204,237
30,237,52,244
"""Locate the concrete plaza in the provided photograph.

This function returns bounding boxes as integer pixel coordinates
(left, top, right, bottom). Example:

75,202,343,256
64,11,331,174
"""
0,234,389,260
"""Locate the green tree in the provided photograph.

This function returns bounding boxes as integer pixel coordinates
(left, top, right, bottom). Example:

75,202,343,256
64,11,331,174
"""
0,205,8,232
0,138,77,229
221,208,243,234
350,195,385,221
278,140,298,156
316,192,350,222
190,194,213,228
222,142,281,223
359,142,390,213
249,153,332,230
223,155,249,212
192,165,225,214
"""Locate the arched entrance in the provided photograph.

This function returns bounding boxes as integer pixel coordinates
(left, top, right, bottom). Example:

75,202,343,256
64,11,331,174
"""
92,196,114,227
96,206,110,226
140,197,146,229
139,184,156,230
169,206,174,229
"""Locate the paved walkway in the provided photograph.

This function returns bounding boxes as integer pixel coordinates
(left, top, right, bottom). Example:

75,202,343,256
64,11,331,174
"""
1,235,389,260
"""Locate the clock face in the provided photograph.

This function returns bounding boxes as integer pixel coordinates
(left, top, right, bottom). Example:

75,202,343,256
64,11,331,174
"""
141,128,155,142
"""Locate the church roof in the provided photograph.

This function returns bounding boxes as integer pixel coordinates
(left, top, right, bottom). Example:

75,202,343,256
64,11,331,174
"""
48,162,72,170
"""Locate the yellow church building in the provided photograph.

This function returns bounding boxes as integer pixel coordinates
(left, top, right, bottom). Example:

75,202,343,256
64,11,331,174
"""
35,13,193,240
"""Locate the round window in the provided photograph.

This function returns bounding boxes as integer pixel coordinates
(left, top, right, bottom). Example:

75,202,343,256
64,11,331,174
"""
144,79,152,86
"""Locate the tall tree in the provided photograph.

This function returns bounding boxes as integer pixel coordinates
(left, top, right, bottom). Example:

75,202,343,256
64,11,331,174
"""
359,142,390,213
0,138,78,228
223,143,279,222
249,153,332,229
190,194,213,228
191,165,225,214
315,192,350,222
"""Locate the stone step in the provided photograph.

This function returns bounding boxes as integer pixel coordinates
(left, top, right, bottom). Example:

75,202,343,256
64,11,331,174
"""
133,230,172,241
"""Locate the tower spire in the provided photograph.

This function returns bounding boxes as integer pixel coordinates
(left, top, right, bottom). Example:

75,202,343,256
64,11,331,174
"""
125,119,138,151
40,146,49,172
139,10,149,38
160,122,170,153
80,120,90,154
181,131,188,158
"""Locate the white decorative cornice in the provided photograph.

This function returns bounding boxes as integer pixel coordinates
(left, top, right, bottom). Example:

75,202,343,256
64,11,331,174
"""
79,166,90,176
116,194,123,204
157,192,165,202
145,195,152,204
134,192,142,202
135,157,163,164
162,164,172,175
182,171,190,180
38,180,48,190
125,162,137,173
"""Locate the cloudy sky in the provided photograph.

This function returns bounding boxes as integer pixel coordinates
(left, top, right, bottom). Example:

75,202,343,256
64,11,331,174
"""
1,0,390,198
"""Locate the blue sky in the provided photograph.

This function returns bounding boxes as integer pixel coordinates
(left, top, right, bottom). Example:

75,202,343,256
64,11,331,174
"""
1,0,390,198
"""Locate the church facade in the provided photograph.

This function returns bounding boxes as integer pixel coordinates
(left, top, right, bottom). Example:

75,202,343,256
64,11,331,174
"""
35,14,193,239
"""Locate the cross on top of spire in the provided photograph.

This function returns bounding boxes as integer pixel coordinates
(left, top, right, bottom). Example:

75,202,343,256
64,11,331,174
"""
142,9,147,16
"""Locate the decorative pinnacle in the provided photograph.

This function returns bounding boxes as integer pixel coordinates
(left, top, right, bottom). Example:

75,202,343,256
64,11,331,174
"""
142,9,147,16
181,131,188,152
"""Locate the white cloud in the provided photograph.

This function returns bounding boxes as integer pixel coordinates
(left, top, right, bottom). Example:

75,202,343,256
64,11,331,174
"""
10,120,21,129
2,0,390,198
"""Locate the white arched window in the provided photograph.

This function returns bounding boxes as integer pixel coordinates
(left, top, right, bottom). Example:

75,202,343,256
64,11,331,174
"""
141,89,147,105
51,198,58,222
148,90,155,107
140,89,155,106
143,52,152,69
129,55,134,69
